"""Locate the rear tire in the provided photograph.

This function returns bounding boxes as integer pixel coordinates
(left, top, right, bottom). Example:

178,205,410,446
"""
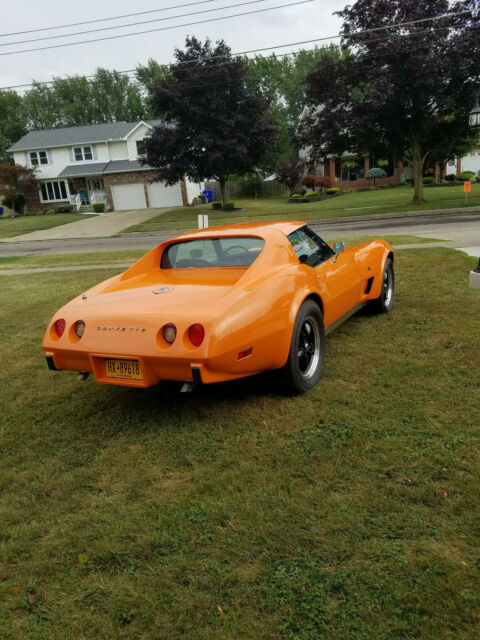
278,300,325,394
372,258,394,313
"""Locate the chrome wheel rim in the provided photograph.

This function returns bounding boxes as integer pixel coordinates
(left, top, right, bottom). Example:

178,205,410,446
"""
383,265,394,308
297,315,321,379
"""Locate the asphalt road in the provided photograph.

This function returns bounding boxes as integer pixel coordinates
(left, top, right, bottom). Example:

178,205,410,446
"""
1,209,479,257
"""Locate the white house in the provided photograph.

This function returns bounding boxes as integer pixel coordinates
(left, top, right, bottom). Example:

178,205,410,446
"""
446,145,480,176
8,120,203,212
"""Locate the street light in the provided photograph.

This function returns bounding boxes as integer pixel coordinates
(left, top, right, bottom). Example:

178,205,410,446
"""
469,98,480,128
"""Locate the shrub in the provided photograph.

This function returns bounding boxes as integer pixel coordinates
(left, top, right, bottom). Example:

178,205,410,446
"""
325,187,340,195
92,203,105,213
304,191,318,197
301,174,318,189
290,193,303,198
55,204,72,213
239,172,263,198
3,193,26,213
445,174,457,181
422,177,436,184
211,201,222,210
276,158,304,191
223,201,235,210
301,174,331,189
455,171,475,181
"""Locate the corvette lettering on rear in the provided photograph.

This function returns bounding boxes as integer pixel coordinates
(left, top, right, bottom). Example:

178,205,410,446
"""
96,326,146,333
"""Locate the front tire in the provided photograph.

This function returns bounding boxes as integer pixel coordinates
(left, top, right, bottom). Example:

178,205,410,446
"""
372,258,394,313
278,300,325,394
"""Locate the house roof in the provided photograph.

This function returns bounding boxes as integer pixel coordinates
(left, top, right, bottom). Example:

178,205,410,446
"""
58,159,153,178
103,159,152,173
8,120,163,152
58,162,108,178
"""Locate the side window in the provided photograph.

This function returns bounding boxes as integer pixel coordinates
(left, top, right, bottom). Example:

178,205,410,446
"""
288,226,334,267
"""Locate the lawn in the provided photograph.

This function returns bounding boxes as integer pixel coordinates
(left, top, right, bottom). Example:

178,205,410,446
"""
0,250,147,270
123,183,480,233
0,213,96,240
1,248,479,639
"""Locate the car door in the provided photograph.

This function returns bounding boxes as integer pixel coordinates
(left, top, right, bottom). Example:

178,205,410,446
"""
288,227,362,327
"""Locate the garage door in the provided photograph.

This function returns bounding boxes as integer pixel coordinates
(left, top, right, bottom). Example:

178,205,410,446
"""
111,183,147,211
147,181,183,208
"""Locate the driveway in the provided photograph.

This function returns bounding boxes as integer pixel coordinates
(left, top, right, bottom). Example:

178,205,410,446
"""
0,208,168,243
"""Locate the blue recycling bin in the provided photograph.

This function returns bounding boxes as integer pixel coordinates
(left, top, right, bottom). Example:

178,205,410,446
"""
202,189,213,203
0,206,4,217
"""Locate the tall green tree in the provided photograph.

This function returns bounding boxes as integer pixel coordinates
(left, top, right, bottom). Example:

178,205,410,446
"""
135,59,171,118
298,0,480,204
22,69,145,130
0,91,27,162
244,46,343,168
143,37,277,203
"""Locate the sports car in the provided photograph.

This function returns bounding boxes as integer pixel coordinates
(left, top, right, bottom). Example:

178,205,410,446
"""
42,221,394,393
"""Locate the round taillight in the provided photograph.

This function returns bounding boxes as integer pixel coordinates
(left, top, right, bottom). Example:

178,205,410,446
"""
162,323,177,344
74,320,85,338
188,323,205,347
54,319,66,337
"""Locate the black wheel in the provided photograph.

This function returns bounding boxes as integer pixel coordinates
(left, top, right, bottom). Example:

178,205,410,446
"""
372,258,394,313
278,300,325,394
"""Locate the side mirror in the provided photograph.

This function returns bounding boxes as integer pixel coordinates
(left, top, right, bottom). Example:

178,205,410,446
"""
333,241,345,254
298,254,309,264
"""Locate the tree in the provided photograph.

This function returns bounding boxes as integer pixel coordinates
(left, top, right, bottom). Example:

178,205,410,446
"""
298,0,480,204
142,37,277,203
0,163,39,216
366,167,387,187
0,91,27,162
276,157,304,191
22,69,145,130
135,59,172,118
244,46,343,170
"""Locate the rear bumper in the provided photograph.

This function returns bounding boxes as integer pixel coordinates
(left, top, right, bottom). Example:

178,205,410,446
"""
44,350,253,387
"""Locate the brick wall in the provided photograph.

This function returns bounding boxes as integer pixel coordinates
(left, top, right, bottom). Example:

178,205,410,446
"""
103,170,188,210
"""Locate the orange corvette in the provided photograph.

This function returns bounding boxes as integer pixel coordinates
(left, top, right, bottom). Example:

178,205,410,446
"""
42,221,394,393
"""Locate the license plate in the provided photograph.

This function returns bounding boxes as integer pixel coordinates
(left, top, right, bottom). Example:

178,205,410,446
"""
105,358,143,381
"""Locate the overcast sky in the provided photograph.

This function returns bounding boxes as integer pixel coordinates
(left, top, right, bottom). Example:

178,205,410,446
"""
0,0,346,90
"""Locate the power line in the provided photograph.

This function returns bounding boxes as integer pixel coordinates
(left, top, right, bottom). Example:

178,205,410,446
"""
0,8,473,85
1,0,274,48
0,0,239,37
0,0,314,57
14,25,478,99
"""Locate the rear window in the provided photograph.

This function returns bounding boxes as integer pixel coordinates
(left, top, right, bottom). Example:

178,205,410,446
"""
161,237,265,269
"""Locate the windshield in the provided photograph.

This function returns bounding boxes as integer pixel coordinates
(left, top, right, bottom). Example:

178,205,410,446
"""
161,237,265,269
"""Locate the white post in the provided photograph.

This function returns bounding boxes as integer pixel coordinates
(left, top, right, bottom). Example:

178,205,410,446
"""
203,214,209,228
198,214,204,229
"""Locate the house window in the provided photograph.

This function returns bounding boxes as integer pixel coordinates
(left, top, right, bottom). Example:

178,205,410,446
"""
30,150,49,166
87,178,104,191
136,140,146,156
40,180,68,202
73,146,94,162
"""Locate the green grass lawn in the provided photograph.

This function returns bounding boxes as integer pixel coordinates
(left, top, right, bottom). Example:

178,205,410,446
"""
1,248,480,639
0,250,147,270
0,238,444,271
0,213,97,239
123,183,480,233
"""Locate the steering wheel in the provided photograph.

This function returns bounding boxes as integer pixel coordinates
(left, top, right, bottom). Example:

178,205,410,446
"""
223,245,249,255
